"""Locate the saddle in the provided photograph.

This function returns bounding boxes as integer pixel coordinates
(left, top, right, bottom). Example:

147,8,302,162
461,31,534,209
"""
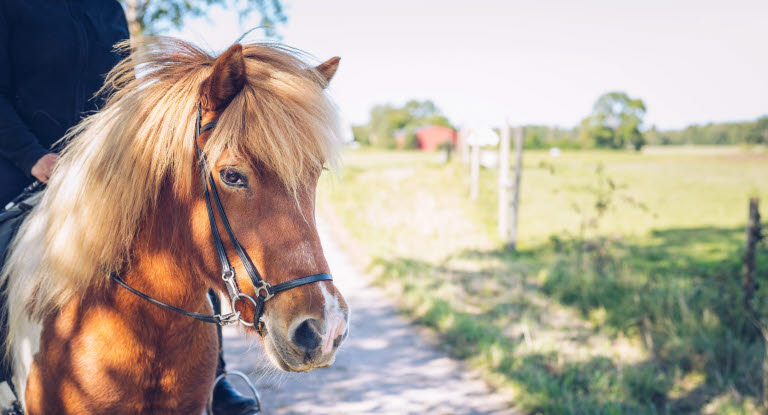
0,182,43,414
0,182,43,271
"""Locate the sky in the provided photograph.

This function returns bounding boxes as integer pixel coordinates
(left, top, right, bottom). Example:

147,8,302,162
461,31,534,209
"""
175,0,768,130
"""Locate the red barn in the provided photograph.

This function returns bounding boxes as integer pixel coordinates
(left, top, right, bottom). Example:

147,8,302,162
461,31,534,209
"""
413,125,457,151
395,125,457,150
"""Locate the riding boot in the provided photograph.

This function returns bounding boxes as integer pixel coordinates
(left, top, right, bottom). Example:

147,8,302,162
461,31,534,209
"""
208,290,261,415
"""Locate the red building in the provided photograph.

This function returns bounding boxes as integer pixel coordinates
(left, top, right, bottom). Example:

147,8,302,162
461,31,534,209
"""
396,125,457,151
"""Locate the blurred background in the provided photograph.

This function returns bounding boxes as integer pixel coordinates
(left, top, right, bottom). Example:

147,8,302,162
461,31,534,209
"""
123,0,767,413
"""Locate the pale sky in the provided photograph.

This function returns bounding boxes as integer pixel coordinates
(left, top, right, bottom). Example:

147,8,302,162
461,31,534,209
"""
175,0,768,130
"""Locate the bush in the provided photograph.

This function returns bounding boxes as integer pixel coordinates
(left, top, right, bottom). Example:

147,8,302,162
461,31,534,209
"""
402,127,420,149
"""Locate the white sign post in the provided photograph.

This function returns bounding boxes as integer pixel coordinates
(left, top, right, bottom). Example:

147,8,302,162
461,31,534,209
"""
467,128,500,201
467,127,501,147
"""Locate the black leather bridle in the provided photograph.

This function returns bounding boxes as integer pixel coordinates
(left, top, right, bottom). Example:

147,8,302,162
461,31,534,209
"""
111,103,332,332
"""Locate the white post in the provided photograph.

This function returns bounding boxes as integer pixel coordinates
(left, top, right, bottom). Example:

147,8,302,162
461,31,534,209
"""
460,128,470,164
498,121,510,238
470,142,480,200
509,126,524,250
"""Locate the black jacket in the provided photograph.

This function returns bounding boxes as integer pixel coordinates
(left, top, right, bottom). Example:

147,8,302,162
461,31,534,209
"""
0,0,129,204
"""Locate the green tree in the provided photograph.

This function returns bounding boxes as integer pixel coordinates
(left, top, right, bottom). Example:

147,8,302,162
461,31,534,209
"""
644,125,660,146
120,0,286,39
580,92,647,150
402,126,420,149
655,117,767,146
351,125,372,146
520,125,579,149
747,116,768,144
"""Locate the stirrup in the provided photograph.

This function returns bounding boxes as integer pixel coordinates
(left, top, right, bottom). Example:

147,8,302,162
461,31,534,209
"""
206,370,261,415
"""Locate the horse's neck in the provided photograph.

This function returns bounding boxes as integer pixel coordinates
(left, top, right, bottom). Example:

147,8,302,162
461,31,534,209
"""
121,245,210,319
25,195,219,414
121,193,211,320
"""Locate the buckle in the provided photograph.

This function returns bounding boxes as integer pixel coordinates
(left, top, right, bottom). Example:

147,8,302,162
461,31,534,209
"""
214,311,241,326
255,280,273,302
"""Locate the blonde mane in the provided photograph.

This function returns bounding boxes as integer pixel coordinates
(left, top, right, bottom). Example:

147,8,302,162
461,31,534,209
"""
1,37,340,345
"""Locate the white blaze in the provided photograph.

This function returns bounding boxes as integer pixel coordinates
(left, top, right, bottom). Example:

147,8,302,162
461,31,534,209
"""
319,283,346,355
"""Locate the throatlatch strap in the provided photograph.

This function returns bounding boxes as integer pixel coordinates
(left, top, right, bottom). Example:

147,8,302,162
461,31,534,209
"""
110,273,224,324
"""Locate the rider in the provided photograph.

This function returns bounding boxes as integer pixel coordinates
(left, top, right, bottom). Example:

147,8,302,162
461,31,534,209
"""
0,1,259,413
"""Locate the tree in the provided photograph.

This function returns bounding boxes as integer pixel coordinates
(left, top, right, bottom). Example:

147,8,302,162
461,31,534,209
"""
120,0,286,40
652,117,767,146
644,125,660,146
351,125,372,146
402,126,420,149
579,92,647,150
747,116,768,144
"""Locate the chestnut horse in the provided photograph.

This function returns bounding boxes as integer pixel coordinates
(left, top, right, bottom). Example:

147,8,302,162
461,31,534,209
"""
0,37,349,414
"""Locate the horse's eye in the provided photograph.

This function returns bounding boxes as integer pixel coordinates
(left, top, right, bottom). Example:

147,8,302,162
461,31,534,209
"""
219,168,247,188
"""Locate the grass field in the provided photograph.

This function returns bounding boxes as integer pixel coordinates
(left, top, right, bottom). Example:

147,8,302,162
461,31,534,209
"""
318,147,768,414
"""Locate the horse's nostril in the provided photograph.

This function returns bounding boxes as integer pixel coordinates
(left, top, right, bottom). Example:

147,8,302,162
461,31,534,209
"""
292,318,322,352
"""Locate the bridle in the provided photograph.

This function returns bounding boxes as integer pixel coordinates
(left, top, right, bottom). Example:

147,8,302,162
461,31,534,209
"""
110,103,332,332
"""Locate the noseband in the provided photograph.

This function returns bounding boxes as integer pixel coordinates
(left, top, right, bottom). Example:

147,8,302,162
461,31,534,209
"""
111,104,332,332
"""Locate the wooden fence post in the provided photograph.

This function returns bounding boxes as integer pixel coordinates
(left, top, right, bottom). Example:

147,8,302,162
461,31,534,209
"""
508,126,524,251
744,198,763,307
470,141,480,200
742,198,767,407
498,121,511,238
459,128,470,165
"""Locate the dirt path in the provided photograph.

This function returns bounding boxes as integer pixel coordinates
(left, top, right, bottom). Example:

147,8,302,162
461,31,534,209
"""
221,220,515,415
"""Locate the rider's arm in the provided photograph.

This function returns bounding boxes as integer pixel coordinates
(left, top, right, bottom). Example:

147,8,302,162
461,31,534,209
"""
0,2,49,176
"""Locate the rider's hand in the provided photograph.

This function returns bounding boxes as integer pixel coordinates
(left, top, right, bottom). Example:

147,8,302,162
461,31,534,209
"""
30,153,60,183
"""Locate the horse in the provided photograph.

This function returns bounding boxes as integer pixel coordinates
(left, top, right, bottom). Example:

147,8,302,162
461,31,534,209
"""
0,37,349,414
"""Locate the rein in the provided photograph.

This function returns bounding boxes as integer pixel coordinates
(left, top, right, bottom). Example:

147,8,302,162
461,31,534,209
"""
110,103,332,332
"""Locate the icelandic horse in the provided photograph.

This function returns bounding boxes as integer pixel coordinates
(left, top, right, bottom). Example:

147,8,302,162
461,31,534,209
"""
0,37,349,414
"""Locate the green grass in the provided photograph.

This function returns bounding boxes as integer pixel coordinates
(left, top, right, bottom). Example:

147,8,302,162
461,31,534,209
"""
318,147,768,414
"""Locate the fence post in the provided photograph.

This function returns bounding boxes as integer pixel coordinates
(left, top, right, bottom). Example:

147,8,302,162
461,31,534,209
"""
459,128,470,165
470,141,480,200
498,121,511,238
741,198,767,407
744,198,763,308
508,126,524,251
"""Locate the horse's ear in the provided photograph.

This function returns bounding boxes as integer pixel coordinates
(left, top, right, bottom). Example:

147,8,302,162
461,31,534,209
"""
203,44,246,110
314,57,340,88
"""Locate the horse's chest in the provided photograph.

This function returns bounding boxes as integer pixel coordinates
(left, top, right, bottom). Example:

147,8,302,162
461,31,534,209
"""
25,303,218,414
